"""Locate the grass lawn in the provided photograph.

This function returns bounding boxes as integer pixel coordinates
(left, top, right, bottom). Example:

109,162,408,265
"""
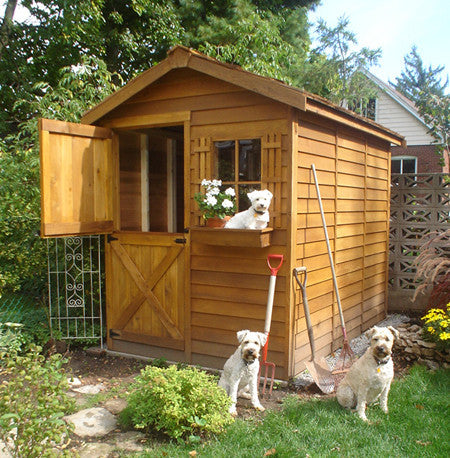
141,365,449,457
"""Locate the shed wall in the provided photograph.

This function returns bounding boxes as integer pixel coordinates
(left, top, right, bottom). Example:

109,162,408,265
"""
102,68,293,379
293,112,391,375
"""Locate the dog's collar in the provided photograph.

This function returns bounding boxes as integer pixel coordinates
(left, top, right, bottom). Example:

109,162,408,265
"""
374,355,390,366
253,209,265,215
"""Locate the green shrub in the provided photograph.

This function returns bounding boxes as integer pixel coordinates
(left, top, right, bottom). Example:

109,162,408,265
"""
122,365,234,442
0,345,75,457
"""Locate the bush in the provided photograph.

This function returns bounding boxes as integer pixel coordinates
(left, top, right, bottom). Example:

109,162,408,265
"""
421,303,450,351
0,345,74,457
122,365,234,442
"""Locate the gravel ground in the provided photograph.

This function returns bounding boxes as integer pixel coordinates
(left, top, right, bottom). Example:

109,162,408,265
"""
293,314,411,387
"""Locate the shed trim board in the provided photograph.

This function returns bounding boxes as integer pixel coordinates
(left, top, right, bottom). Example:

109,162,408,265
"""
39,46,403,380
82,46,404,148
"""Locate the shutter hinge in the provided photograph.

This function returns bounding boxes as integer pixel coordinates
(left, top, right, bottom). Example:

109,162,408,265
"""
107,234,118,243
109,329,120,338
175,238,186,244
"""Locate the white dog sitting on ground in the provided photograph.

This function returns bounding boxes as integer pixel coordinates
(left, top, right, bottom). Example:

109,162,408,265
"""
218,329,267,415
225,189,273,229
336,326,399,421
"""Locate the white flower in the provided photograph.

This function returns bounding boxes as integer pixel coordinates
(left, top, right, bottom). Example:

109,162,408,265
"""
208,187,220,196
212,179,222,187
225,187,235,197
201,179,212,186
205,195,217,206
222,199,234,209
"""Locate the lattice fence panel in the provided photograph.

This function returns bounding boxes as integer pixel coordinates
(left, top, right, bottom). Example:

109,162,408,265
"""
389,173,450,311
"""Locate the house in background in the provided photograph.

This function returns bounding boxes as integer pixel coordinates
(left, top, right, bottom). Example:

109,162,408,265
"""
360,71,449,174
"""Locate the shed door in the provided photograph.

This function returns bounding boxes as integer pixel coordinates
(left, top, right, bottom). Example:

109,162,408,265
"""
107,232,185,351
39,118,114,237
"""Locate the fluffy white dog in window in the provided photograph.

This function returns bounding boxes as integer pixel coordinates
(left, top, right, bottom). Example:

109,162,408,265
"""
225,189,273,229
218,329,267,415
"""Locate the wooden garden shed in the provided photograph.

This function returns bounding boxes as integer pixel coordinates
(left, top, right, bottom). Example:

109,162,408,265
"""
39,46,405,380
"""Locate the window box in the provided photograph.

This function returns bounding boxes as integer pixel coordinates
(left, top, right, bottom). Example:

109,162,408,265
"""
190,227,273,248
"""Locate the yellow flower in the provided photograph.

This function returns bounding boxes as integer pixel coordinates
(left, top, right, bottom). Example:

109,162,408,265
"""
439,332,450,341
440,320,448,328
427,327,435,334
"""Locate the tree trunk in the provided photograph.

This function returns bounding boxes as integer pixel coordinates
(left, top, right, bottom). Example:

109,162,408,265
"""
0,0,18,57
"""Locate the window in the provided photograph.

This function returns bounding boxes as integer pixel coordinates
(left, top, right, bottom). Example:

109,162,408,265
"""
214,138,261,211
391,156,417,174
347,98,377,121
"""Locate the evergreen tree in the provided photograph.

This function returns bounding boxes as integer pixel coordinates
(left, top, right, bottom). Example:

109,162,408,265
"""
393,46,448,104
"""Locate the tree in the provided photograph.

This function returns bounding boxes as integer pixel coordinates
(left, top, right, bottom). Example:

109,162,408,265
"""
303,16,381,107
394,47,449,166
393,46,448,104
0,0,17,57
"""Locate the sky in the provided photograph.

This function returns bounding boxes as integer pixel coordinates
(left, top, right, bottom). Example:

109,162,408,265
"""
2,0,449,89
308,0,450,87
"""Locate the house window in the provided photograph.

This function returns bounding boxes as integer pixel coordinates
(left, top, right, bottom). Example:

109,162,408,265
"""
214,138,261,211
347,98,377,121
391,156,417,174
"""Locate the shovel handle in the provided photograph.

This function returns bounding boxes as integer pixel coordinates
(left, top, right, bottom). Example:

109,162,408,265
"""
267,254,284,276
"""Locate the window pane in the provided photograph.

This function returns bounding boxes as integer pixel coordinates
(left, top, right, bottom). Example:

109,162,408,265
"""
391,159,401,173
403,159,416,174
238,184,261,212
239,139,261,181
215,140,235,181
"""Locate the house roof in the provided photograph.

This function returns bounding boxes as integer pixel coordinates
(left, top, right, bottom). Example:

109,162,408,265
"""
362,69,431,132
81,46,405,146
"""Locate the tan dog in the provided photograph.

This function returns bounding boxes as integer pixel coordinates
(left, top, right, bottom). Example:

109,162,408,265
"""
336,326,399,421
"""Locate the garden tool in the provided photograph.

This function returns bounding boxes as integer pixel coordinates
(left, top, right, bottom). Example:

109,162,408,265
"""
293,267,335,394
260,254,284,396
311,164,354,382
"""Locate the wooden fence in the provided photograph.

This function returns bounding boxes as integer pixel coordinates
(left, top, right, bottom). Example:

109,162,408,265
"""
388,173,450,312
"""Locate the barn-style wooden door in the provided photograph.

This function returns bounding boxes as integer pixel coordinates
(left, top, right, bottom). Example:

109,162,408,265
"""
106,232,186,351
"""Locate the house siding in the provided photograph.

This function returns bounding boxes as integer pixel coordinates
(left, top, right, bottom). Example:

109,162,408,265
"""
375,90,434,145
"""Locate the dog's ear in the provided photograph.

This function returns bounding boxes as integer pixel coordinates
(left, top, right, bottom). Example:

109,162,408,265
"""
247,190,257,203
258,332,268,347
364,327,376,339
387,326,399,340
237,330,250,343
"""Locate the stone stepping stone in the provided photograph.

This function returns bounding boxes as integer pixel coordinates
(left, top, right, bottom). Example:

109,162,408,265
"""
64,407,117,437
72,383,105,395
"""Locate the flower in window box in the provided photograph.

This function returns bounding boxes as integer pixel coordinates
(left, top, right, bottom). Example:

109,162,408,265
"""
194,179,236,220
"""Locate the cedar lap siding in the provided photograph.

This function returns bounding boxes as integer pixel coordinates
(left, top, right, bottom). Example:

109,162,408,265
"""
38,46,404,380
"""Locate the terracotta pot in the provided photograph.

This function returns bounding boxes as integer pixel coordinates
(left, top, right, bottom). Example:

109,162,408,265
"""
205,216,231,228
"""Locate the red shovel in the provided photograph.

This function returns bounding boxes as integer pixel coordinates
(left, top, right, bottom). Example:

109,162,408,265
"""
260,254,284,395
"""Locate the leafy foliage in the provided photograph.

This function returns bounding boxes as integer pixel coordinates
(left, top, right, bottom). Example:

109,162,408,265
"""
122,365,233,441
0,345,74,457
306,15,381,106
394,47,449,165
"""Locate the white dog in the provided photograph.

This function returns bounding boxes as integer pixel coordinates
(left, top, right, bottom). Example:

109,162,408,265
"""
225,189,273,229
336,326,399,421
218,329,267,415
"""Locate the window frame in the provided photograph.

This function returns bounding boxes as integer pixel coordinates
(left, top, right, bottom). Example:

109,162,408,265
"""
213,137,262,210
391,155,418,174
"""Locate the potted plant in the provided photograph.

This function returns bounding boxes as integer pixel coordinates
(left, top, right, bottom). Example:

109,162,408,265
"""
194,179,236,227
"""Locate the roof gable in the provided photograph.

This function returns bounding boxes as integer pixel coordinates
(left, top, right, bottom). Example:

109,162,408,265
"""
81,46,404,146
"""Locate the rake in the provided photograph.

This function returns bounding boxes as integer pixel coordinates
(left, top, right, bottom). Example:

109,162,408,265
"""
311,164,354,382
260,254,284,396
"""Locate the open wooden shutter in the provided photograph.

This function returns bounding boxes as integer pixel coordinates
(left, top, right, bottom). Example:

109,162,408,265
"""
261,133,282,228
190,137,212,226
39,118,114,237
